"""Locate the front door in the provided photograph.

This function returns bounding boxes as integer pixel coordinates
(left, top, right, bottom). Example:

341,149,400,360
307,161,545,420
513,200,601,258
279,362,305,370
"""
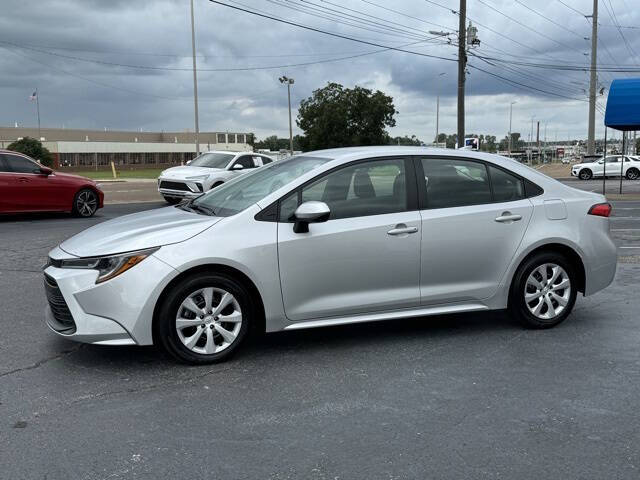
277,157,421,321
416,157,533,304
4,153,65,211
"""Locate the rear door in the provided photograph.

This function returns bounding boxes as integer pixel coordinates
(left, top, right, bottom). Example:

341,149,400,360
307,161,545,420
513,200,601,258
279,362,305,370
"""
416,156,533,305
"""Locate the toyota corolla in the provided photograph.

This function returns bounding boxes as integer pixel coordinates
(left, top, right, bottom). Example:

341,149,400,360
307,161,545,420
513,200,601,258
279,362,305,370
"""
44,147,617,364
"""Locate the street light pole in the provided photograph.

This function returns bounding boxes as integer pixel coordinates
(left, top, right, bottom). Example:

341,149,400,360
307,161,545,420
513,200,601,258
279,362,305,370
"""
435,72,446,145
190,0,200,157
508,101,516,156
279,76,295,155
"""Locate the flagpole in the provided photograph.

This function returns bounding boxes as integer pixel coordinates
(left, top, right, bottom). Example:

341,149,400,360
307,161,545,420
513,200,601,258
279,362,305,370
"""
35,88,41,140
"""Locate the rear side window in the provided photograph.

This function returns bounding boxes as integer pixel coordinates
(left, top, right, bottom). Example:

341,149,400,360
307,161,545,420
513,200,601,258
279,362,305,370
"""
5,154,38,173
420,158,492,209
488,165,524,202
261,157,272,164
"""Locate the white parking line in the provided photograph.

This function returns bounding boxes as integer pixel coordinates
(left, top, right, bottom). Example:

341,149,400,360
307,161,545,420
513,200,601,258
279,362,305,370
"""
619,246,640,249
612,229,640,231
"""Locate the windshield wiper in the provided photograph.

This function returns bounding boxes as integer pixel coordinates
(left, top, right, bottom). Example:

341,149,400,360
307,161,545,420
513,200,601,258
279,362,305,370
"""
188,203,216,216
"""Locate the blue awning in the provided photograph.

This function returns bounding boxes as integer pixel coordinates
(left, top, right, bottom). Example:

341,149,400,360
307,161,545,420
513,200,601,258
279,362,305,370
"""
604,78,640,131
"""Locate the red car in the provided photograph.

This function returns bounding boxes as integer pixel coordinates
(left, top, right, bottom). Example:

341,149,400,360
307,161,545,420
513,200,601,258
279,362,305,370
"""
0,150,104,217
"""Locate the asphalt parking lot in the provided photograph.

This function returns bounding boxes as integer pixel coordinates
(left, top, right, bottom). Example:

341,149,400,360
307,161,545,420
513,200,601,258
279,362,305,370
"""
1,199,639,479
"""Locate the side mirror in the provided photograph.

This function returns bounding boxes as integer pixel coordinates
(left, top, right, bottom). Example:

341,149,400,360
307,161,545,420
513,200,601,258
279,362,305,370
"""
293,201,330,233
186,160,192,165
232,164,244,170
37,166,53,175
598,160,604,164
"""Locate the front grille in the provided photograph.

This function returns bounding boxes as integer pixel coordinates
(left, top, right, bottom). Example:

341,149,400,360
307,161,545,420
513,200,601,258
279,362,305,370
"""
159,180,190,191
44,274,76,334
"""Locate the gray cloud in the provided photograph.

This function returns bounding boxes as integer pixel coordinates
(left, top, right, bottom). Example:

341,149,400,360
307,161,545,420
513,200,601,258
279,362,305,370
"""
1,0,638,141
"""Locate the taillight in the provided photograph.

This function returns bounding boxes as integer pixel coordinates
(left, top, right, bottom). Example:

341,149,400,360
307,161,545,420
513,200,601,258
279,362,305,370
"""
588,203,612,217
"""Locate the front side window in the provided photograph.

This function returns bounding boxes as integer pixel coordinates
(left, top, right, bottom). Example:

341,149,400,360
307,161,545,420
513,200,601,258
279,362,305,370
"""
191,155,332,217
189,152,234,169
233,156,257,169
605,156,620,163
420,158,492,209
0,155,10,172
5,154,39,174
280,158,407,221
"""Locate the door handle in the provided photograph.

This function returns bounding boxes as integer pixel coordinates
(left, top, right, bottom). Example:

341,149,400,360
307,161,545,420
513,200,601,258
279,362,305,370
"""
387,225,418,236
495,212,522,223
18,177,29,183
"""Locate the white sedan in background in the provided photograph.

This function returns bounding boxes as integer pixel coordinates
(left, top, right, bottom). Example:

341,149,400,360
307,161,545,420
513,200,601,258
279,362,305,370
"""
571,155,640,180
158,151,274,204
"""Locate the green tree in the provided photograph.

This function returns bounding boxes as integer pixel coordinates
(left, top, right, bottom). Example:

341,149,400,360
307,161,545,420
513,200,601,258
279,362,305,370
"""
297,82,396,151
7,136,54,167
386,134,422,146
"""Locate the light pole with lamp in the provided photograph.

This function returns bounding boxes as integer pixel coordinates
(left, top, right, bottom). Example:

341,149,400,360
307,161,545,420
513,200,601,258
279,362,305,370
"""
279,76,295,156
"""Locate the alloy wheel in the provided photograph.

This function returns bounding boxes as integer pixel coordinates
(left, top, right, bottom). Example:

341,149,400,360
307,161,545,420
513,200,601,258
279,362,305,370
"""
76,190,97,216
524,263,571,320
175,287,242,355
628,169,639,180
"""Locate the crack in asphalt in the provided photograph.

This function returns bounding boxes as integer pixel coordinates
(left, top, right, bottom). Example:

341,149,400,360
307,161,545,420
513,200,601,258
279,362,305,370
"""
0,345,84,378
65,365,235,405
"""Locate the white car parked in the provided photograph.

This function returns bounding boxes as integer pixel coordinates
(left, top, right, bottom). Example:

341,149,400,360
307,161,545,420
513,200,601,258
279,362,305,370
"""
158,151,274,204
571,155,640,180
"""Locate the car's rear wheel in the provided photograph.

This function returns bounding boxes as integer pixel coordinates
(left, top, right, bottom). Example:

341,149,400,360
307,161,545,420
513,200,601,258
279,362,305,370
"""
578,169,592,180
156,272,251,364
508,252,577,329
72,188,99,217
626,168,639,180
163,196,181,205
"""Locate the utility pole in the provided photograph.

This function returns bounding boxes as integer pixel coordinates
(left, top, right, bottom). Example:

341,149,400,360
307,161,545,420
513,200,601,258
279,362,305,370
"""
587,0,598,155
279,76,295,155
508,101,516,156
190,0,200,157
457,0,466,148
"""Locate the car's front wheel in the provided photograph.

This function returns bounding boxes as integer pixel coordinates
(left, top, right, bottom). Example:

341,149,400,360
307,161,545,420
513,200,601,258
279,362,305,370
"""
578,169,592,180
72,188,99,217
508,252,577,329
626,168,640,180
156,272,252,364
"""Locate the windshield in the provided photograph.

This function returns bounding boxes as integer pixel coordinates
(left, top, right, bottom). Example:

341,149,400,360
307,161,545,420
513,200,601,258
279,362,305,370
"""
190,155,332,217
189,152,235,169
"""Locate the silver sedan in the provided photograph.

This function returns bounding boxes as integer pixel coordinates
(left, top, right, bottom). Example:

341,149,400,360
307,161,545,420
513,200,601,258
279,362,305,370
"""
44,147,617,364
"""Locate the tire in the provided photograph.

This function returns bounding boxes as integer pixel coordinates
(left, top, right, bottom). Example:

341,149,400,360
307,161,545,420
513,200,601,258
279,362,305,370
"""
626,168,640,180
155,272,253,364
72,188,99,217
163,196,181,205
578,169,592,180
508,252,577,329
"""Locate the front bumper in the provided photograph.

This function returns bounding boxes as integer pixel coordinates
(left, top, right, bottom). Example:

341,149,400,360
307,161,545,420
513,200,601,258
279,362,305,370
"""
43,250,177,345
157,178,204,199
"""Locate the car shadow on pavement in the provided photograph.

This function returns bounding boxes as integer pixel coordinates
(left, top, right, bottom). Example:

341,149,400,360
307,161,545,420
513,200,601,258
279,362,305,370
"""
54,310,520,369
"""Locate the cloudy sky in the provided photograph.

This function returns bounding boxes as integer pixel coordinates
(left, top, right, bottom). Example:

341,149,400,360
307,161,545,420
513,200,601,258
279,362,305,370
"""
1,0,639,142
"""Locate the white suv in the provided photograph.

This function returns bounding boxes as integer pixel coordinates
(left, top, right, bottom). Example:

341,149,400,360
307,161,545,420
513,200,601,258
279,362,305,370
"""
158,151,274,204
571,155,640,180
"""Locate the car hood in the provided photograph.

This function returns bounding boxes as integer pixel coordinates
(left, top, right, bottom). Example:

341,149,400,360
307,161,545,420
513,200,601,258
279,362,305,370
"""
60,206,222,257
160,166,224,178
52,171,96,183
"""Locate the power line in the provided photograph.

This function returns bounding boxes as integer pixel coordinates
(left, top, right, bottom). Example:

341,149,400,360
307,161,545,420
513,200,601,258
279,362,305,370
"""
555,0,587,17
475,0,587,55
513,0,587,39
357,0,455,31
1,38,445,73
601,0,639,61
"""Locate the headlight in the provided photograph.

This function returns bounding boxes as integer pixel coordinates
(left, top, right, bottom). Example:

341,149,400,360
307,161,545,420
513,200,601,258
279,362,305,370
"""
59,247,159,283
185,174,209,181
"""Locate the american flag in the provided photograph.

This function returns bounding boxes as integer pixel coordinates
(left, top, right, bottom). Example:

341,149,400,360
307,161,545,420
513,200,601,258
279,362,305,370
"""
29,91,37,101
